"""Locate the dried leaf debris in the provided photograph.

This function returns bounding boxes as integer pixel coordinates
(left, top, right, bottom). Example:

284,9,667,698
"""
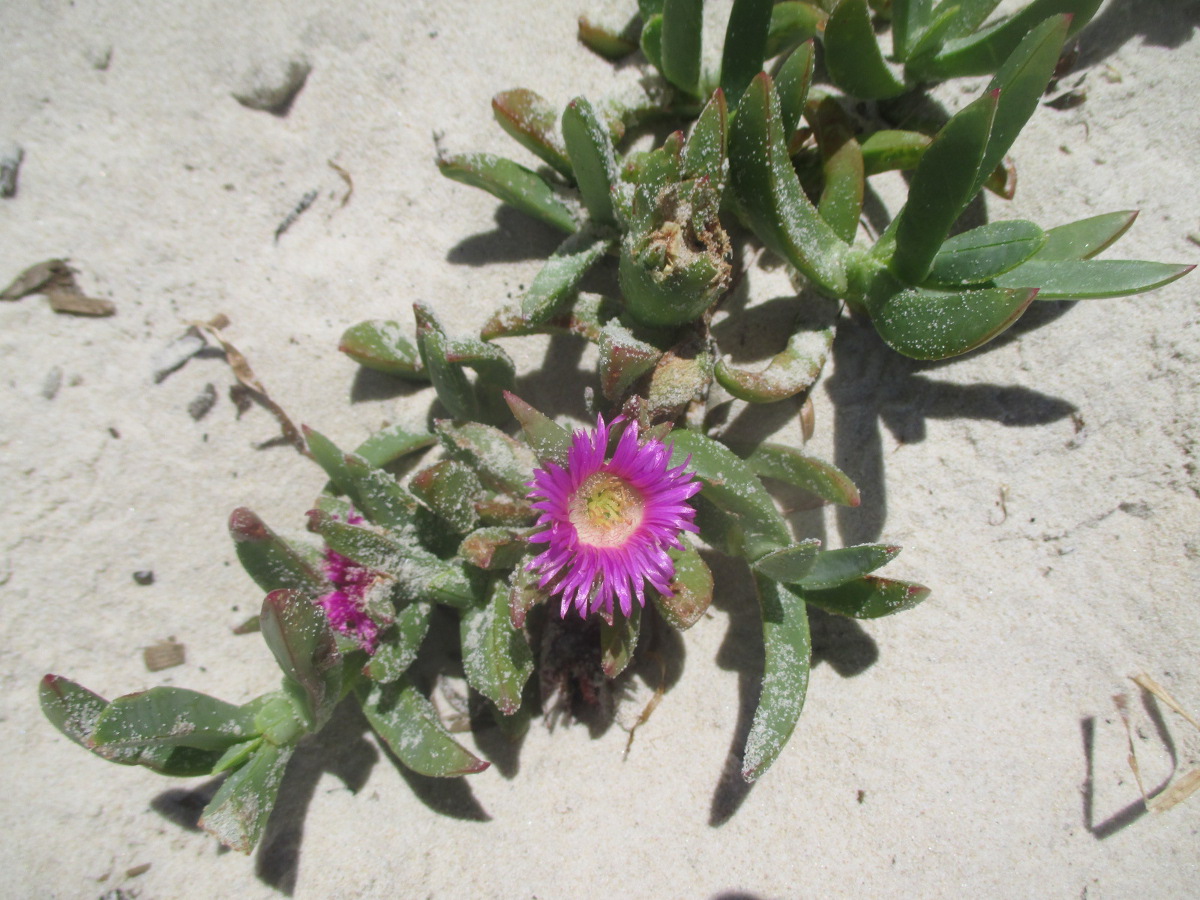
0,259,115,316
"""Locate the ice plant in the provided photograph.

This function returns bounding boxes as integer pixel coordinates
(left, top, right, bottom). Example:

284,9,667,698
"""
318,510,381,653
526,415,701,620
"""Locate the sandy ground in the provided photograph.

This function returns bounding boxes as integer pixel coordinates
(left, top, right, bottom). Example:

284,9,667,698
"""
2,1,1199,897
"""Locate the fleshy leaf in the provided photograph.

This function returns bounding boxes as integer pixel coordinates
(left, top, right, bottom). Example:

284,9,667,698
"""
720,0,774,106
352,425,436,469
714,323,832,403
578,13,640,60
869,282,1038,360
810,97,864,244
598,321,663,401
199,741,294,853
459,526,530,571
508,561,547,629
775,41,815,139
742,576,811,781
410,460,484,534
415,303,478,420
520,228,614,326
492,89,573,178
640,13,665,71
229,508,326,595
338,320,428,380
92,688,259,752
926,219,1046,286
437,152,576,233
652,544,713,629
435,420,537,495
660,0,703,94
562,96,618,226
994,259,1194,299
504,391,572,464
260,589,342,730
892,0,933,59
765,2,826,58
667,429,790,560
823,0,907,99
460,579,535,715
601,605,642,677
739,442,861,507
730,74,847,294
366,601,433,683
1032,210,1138,260
803,575,931,618
359,677,489,776
752,539,822,582
682,90,729,193
797,544,900,589
860,130,931,175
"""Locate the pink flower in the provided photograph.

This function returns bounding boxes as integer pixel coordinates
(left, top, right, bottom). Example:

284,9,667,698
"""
317,511,380,653
526,415,701,620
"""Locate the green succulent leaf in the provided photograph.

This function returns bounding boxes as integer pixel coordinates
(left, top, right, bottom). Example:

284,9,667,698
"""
714,322,832,403
752,539,822,583
459,526,530,571
340,453,435,538
601,604,642,677
994,259,1195,299
437,152,576,234
504,391,573,464
682,90,729,193
775,40,815,139
210,737,264,776
653,543,713,629
435,420,537,495
919,1,1099,80
92,687,259,752
824,0,907,99
888,89,998,285
260,589,343,730
352,424,436,471
562,96,618,226
730,73,847,294
492,89,574,179
809,97,865,244
228,507,326,595
743,576,811,781
41,675,110,750
860,130,931,175
461,578,535,715
520,228,614,328
508,561,547,629
661,0,704,94
766,2,827,58
893,0,934,59
598,321,663,401
358,678,490,776
797,544,900,589
338,320,428,380
578,13,641,61
414,303,479,420
939,0,1001,40
803,575,931,618
199,740,295,854
721,0,774,106
1032,210,1138,261
740,442,861,508
926,219,1046,286
902,4,963,69
667,428,790,560
640,13,665,71
366,602,433,683
410,459,484,534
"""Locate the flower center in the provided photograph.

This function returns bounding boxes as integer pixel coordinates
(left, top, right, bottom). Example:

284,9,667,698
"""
568,472,645,548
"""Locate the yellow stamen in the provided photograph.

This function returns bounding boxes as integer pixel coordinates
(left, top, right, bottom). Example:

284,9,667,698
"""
568,472,645,548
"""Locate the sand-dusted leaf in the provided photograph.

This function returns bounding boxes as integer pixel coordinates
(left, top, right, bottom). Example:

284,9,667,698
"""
797,544,900,589
504,391,572,464
435,420,537,495
653,543,713,629
459,526,530,571
338,320,428,380
995,259,1194,299
520,228,614,326
340,454,432,536
41,675,109,750
743,576,811,781
861,130,931,175
437,152,576,233
775,40,815,138
640,13,665,71
766,2,826,57
508,561,547,629
753,539,822,583
260,589,342,730
92,687,259,752
599,321,663,401
730,74,847,294
682,90,729,191
661,0,703,94
740,442,860,507
892,0,933,59
492,89,573,178
209,737,263,776
411,459,484,534
824,0,907,99
942,0,1002,40
715,323,832,403
919,2,1098,80
810,98,864,244
803,575,931,618
562,96,618,226
869,282,1038,360
668,429,790,561
902,3,962,68
199,741,294,853
889,89,997,285
359,678,489,776
927,219,1046,286
1033,210,1138,261
353,424,436,469
721,0,774,106
601,604,642,677
578,13,640,61
366,601,433,683
228,508,326,595
414,303,477,420
444,335,516,390
461,578,534,715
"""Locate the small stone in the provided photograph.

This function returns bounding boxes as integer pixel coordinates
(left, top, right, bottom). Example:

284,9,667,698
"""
85,42,113,71
133,569,155,585
231,54,311,115
188,382,217,420
143,639,185,672
1,142,24,198
42,366,63,400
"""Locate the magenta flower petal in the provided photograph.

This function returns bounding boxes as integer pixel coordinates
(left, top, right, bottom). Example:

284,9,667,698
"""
525,415,701,620
316,510,381,653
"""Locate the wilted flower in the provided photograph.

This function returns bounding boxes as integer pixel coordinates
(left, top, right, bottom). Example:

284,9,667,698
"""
318,511,380,653
526,415,701,619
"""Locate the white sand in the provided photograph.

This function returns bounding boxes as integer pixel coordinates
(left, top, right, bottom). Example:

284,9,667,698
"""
2,1,1198,897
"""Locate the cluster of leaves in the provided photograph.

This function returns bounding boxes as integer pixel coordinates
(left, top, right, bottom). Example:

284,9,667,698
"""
42,0,1192,856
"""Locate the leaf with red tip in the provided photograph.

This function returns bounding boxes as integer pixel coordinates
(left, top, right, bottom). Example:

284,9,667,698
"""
260,589,343,730
492,89,573,178
199,741,294,853
796,544,901,589
823,0,907,99
995,259,1195,300
359,678,489,776
461,579,534,715
803,575,931,618
653,544,713,630
229,507,326,595
739,442,861,507
504,392,572,464
338,320,427,380
438,152,576,233
459,526,530,571
508,562,547,629
578,13,640,61
714,323,832,403
601,604,642,677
